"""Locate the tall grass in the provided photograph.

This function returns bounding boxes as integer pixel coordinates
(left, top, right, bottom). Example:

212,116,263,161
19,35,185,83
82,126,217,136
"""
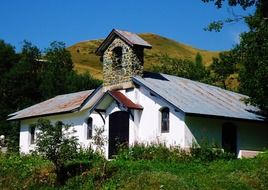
1,145,268,189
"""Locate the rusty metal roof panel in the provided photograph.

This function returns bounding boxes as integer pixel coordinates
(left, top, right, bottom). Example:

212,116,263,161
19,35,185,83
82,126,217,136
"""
133,72,264,121
110,91,143,110
8,90,94,120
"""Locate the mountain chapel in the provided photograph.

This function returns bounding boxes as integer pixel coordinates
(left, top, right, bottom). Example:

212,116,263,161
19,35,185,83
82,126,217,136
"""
8,29,268,159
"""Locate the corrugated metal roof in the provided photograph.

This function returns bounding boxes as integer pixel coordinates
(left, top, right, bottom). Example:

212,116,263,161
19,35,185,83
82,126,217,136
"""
96,29,152,55
114,29,152,48
133,72,265,121
8,90,94,120
110,91,143,110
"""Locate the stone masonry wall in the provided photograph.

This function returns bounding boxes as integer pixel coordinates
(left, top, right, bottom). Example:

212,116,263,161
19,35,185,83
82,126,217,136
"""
103,37,144,87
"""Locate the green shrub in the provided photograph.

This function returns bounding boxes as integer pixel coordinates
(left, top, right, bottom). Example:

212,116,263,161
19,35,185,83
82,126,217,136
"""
190,142,235,162
116,143,190,162
117,142,235,163
0,153,54,189
61,174,94,190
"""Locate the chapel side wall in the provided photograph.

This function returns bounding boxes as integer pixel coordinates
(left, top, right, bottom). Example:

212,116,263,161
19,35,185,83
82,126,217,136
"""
237,121,268,157
185,116,268,158
135,86,185,147
184,117,222,148
19,109,104,154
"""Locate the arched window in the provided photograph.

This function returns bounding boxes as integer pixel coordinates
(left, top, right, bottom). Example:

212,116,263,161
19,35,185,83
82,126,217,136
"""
30,126,35,144
112,46,123,68
87,117,93,139
160,107,169,133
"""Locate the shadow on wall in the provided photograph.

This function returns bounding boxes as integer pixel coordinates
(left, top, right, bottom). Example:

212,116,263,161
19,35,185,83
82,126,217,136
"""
185,116,268,157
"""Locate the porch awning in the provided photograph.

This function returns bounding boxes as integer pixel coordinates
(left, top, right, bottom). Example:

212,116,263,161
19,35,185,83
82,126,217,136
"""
90,90,143,113
110,91,143,110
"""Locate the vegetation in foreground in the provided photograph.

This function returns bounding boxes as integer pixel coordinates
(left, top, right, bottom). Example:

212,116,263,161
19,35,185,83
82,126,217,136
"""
1,144,268,190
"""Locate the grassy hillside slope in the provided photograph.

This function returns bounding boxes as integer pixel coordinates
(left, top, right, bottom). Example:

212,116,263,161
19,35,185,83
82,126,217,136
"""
68,33,219,79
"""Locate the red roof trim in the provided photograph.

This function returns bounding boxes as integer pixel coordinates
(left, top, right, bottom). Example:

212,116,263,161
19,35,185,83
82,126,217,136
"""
110,91,143,110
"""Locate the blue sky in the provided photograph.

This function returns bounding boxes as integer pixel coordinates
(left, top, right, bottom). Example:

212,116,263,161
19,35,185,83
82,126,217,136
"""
0,0,254,51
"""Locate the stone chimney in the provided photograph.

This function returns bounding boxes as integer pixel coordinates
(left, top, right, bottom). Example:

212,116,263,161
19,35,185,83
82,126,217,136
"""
96,29,151,90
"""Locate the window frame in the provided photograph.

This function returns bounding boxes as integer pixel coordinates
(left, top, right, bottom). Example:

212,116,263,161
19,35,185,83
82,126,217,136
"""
160,107,170,133
30,126,35,144
86,117,93,140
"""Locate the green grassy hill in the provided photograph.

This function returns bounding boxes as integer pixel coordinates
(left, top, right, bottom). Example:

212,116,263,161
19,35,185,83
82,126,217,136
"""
68,33,219,79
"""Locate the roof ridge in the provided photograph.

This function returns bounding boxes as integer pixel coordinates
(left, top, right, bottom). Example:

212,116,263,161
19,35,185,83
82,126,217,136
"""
143,71,248,98
133,72,263,121
54,89,94,98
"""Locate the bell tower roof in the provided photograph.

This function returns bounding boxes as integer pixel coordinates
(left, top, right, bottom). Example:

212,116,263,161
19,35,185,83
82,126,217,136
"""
95,29,152,56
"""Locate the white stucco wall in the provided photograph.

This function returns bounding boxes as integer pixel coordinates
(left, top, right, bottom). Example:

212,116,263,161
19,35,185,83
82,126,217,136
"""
19,109,105,154
20,85,268,159
185,116,268,158
123,86,186,147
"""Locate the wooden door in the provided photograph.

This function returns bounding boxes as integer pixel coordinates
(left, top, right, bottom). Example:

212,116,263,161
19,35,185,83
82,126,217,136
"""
108,111,129,159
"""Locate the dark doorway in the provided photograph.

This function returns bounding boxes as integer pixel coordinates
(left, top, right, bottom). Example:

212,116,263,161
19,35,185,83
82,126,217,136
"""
222,123,237,155
108,111,129,159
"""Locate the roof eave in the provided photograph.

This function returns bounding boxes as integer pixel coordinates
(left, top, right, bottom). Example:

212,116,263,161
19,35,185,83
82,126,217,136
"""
7,109,76,121
95,29,152,56
185,112,266,123
95,29,116,55
78,85,103,110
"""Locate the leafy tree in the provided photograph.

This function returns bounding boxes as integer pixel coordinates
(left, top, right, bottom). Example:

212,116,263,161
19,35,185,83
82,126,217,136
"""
202,0,259,9
203,0,268,116
39,41,101,99
64,71,102,93
32,119,79,185
0,40,18,136
92,125,107,155
193,53,211,83
5,41,42,109
210,52,237,89
195,52,203,65
0,40,18,77
0,41,41,150
236,10,268,114
0,40,102,151
202,0,263,31
39,41,74,99
152,54,210,83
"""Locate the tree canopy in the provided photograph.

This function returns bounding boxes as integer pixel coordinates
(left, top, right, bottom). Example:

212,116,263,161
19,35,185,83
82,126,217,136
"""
202,0,268,116
202,0,266,31
32,119,79,185
152,53,210,83
0,40,101,150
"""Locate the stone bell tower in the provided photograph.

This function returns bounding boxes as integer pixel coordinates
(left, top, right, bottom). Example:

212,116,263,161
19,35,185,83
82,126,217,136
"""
96,29,152,90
